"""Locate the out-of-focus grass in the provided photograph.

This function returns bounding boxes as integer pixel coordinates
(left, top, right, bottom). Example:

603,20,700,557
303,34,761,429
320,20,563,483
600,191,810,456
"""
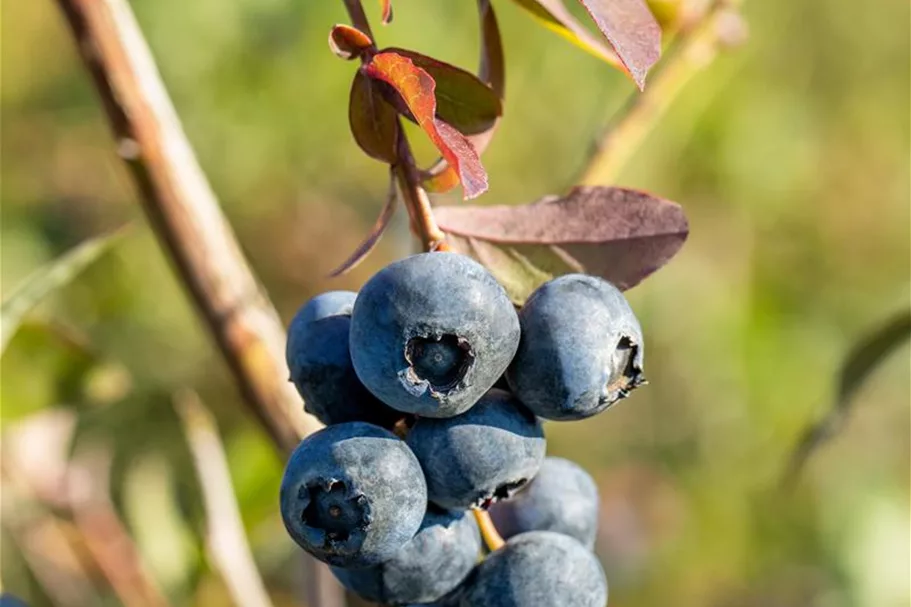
1,0,908,605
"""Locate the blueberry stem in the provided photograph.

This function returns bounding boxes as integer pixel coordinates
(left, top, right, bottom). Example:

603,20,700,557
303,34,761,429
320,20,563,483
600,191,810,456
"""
472,509,505,552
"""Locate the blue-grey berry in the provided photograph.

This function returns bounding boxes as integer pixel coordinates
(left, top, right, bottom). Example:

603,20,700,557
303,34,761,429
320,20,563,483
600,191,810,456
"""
456,531,608,607
350,253,520,418
279,422,426,567
506,274,645,421
331,506,481,605
489,457,599,549
286,291,401,428
406,389,545,510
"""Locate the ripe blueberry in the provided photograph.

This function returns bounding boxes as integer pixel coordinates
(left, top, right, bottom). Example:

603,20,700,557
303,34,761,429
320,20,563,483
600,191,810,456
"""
279,422,426,568
331,506,481,605
405,389,545,510
349,253,520,418
506,274,645,421
286,291,401,428
489,456,599,549
456,531,608,606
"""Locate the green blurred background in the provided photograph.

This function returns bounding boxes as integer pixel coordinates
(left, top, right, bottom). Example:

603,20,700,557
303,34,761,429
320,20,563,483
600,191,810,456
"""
1,0,908,605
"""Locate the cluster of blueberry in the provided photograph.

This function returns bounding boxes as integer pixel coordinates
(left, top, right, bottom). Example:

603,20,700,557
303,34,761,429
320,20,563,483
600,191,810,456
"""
281,252,644,606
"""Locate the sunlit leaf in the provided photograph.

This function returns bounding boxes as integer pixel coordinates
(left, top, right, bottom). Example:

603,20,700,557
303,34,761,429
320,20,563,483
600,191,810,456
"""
365,51,488,199
512,0,661,89
328,24,374,60
385,48,502,136
576,0,661,89
349,70,399,163
435,186,688,303
1,227,128,355
511,0,622,68
422,0,505,188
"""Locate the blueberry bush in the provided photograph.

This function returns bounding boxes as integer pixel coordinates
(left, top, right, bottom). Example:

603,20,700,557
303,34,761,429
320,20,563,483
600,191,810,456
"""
2,0,908,606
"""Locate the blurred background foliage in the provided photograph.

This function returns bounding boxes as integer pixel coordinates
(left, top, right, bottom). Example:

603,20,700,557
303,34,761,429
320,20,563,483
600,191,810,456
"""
1,0,908,606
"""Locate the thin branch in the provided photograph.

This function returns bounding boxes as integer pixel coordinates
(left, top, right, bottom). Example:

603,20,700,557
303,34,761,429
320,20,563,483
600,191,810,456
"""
174,391,275,607
53,2,342,605
343,0,375,40
394,129,450,251
579,0,746,185
54,0,320,455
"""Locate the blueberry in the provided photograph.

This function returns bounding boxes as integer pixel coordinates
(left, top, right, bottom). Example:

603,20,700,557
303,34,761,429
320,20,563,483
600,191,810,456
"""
286,291,401,427
456,531,608,606
349,253,520,418
331,506,481,605
279,422,426,567
506,274,645,421
489,457,599,549
406,389,545,510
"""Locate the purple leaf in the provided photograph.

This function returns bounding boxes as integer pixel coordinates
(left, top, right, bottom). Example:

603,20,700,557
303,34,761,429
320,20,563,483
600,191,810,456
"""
434,186,688,303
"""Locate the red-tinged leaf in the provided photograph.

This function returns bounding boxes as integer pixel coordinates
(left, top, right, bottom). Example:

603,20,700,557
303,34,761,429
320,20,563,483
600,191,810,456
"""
434,186,688,303
382,48,502,136
422,0,504,183
576,0,661,89
511,0,622,68
329,172,398,276
365,52,488,199
423,165,460,193
380,0,393,24
329,24,374,60
349,70,399,164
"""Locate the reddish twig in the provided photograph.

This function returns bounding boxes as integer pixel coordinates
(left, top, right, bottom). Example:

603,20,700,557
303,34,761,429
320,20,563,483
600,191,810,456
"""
342,0,449,252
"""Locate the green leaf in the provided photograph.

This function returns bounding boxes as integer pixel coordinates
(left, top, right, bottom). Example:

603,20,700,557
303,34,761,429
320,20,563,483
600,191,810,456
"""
1,227,128,355
836,311,911,404
784,310,911,486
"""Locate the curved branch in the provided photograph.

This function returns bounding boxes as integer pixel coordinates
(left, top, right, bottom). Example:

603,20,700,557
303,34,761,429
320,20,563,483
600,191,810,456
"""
53,0,320,453
53,1,342,605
